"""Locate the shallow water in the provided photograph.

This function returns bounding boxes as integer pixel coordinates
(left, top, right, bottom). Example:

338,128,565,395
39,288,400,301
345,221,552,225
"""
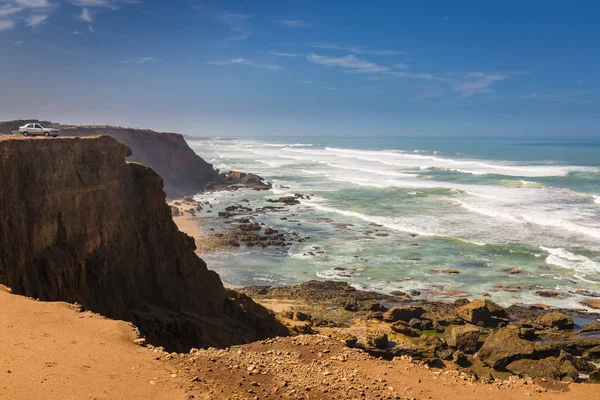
189,137,600,310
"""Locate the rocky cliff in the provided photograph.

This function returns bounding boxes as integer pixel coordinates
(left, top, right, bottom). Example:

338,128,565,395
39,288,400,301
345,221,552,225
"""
59,126,221,198
0,135,286,351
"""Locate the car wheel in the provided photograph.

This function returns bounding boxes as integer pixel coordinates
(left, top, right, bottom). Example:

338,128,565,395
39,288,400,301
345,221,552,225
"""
44,132,49,137
53,135,58,138
23,131,29,137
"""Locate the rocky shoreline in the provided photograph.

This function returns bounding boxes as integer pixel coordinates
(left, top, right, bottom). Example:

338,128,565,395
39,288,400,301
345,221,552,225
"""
240,281,600,384
167,170,600,384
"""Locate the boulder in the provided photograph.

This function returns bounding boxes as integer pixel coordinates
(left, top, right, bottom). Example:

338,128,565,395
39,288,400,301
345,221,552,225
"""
582,299,600,309
366,330,388,349
505,358,562,380
383,306,425,323
390,321,421,337
455,299,507,326
589,370,600,384
536,311,574,329
451,324,481,353
478,327,535,369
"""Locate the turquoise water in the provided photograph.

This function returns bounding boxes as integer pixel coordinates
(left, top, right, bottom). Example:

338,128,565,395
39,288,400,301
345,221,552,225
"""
188,137,600,310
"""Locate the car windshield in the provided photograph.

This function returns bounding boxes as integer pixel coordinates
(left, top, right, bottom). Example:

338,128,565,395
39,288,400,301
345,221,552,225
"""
39,123,52,128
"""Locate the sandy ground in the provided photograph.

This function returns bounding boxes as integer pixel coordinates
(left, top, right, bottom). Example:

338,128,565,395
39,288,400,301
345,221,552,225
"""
2,277,600,399
0,285,191,400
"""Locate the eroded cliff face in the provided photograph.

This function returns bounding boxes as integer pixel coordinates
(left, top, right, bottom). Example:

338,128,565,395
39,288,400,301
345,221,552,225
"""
0,135,286,351
60,126,221,198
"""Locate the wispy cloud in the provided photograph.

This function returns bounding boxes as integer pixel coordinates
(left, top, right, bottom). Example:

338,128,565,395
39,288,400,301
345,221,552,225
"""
72,29,82,34
88,24,94,32
276,19,311,28
69,0,136,10
393,63,409,70
451,72,507,96
521,91,594,104
119,56,155,64
311,43,403,56
78,7,93,22
269,51,301,58
26,13,48,27
307,53,390,73
0,19,16,31
300,79,348,91
0,0,53,31
193,4,252,40
205,58,282,71
307,52,508,97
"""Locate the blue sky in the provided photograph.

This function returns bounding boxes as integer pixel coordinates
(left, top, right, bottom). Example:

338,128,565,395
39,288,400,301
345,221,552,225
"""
1,0,599,138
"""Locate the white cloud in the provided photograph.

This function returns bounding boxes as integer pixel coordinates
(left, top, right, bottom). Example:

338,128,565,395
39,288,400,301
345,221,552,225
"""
307,52,507,97
0,19,16,30
0,5,23,17
311,43,403,56
78,7,92,22
276,19,311,28
14,0,50,7
25,13,48,27
88,24,94,32
72,29,81,34
205,58,282,71
451,72,507,96
306,53,390,74
194,5,252,40
521,91,593,103
120,56,155,64
269,51,301,58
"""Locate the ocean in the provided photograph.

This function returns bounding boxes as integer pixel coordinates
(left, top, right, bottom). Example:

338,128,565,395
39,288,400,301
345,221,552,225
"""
188,136,600,310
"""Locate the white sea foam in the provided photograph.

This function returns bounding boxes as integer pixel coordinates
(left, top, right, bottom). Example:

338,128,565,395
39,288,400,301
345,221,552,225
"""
541,247,600,282
323,147,597,177
594,195,600,205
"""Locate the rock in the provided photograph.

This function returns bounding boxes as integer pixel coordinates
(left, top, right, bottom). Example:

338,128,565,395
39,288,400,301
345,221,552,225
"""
451,324,481,353
453,350,471,367
478,328,535,369
366,330,388,349
0,136,287,352
342,300,359,312
581,299,600,309
455,299,507,327
519,327,536,340
170,206,180,216
454,298,470,307
432,269,460,274
390,321,421,337
133,338,147,346
536,290,561,298
293,312,310,322
505,358,562,380
560,361,580,381
332,332,358,348
383,306,425,323
536,311,574,329
589,370,600,384
364,301,387,312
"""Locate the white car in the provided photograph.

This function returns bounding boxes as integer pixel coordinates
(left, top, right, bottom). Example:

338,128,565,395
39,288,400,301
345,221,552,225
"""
19,123,60,137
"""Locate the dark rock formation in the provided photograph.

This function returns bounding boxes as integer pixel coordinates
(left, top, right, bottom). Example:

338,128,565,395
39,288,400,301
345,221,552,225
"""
536,311,574,329
455,299,507,327
383,306,426,323
0,135,286,352
59,125,221,197
451,324,481,353
478,327,535,368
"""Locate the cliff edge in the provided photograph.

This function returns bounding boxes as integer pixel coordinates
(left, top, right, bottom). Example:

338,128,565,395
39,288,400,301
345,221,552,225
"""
0,135,286,351
59,125,221,198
